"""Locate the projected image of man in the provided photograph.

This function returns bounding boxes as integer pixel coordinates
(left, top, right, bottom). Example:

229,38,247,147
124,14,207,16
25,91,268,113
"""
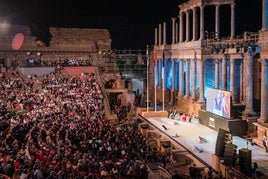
213,91,223,116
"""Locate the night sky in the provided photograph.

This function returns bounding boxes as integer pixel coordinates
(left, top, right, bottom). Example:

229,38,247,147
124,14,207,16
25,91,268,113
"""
0,0,262,50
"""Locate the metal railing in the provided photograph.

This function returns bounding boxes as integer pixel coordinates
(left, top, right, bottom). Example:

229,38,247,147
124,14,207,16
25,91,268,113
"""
204,32,259,50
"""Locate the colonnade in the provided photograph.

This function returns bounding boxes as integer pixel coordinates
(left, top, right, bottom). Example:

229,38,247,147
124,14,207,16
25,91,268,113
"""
154,51,268,122
154,1,236,45
153,0,268,124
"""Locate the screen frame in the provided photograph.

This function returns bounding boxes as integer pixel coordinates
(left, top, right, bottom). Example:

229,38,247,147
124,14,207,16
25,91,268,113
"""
206,88,232,120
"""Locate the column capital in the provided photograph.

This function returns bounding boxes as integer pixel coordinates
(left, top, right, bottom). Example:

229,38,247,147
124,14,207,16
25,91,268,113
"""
191,58,196,62
214,58,220,64
199,5,204,9
246,50,257,57
223,54,229,59
185,58,190,63
171,17,177,21
230,58,236,62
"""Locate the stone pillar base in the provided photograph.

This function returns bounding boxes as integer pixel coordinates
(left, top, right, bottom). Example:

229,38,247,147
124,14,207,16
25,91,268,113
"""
242,110,257,118
252,120,268,149
242,116,258,136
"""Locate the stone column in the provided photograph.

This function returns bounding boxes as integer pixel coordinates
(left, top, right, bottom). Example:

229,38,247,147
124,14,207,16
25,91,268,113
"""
158,59,162,87
171,59,175,104
230,58,236,104
231,3,236,38
172,18,176,44
172,59,175,91
192,7,196,41
191,58,196,99
215,4,220,39
179,59,184,96
215,59,219,89
163,22,166,45
185,59,190,97
154,28,158,46
163,58,166,90
263,0,267,31
222,55,227,91
186,10,190,41
240,61,244,103
200,6,205,40
175,23,179,43
198,59,205,102
159,24,162,45
179,12,184,43
260,59,268,122
243,52,255,115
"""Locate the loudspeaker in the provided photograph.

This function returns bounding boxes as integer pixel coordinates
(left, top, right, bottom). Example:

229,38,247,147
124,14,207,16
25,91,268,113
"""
215,128,228,158
239,148,252,177
162,125,167,130
223,143,237,166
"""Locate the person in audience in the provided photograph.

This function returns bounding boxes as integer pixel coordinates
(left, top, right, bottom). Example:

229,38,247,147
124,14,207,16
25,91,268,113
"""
172,170,181,179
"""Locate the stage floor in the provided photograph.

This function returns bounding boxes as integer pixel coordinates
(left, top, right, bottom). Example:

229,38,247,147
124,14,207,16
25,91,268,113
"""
144,116,268,176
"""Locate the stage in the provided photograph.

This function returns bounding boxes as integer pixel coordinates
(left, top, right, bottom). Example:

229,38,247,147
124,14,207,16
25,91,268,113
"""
142,115,268,177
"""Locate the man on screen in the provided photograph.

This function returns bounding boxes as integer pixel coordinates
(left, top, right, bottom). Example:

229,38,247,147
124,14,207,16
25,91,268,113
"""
213,91,223,111
213,91,223,116
221,91,231,119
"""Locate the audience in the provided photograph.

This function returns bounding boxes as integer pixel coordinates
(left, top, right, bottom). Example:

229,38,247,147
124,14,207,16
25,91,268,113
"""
0,69,151,178
0,67,220,179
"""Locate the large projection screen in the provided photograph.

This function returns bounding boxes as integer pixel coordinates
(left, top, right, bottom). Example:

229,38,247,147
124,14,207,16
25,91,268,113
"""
206,88,231,120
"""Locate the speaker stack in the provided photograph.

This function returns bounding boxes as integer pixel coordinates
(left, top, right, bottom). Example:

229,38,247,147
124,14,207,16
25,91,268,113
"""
239,148,252,177
223,143,237,166
215,128,228,158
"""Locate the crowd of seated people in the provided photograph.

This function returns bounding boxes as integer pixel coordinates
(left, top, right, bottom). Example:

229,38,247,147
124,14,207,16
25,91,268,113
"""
167,110,193,122
0,67,224,179
21,58,91,68
0,70,158,179
60,58,90,67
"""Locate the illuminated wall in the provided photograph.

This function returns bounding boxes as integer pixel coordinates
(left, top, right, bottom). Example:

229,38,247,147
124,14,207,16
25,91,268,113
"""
174,59,179,90
203,59,241,100
166,58,172,90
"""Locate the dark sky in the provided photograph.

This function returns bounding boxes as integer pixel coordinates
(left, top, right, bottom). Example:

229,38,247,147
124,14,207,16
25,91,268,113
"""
0,0,262,50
